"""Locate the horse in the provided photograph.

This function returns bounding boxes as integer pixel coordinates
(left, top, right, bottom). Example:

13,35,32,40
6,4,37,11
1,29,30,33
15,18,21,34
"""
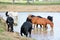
6,11,14,32
26,15,43,28
28,15,54,30
20,21,32,37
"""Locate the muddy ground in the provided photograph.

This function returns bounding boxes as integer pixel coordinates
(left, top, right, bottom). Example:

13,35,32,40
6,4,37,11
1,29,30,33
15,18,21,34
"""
0,4,60,12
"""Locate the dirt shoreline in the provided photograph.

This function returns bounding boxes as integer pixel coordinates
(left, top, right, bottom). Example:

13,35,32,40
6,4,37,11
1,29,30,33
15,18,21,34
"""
0,5,60,12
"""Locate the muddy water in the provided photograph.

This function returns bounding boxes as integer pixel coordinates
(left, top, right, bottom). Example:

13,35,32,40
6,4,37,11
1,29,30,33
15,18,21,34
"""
31,28,54,40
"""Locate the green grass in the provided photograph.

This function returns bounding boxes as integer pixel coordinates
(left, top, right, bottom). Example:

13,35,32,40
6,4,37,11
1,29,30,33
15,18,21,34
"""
0,1,60,5
0,0,12,2
0,23,5,33
0,18,6,33
0,0,60,5
33,2,60,5
0,28,4,33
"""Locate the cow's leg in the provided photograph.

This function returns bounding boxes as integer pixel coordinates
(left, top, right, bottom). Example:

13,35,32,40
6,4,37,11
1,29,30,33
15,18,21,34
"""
45,24,48,30
36,24,42,28
8,24,10,31
29,27,32,37
34,24,35,28
20,27,24,36
10,24,14,32
25,31,28,37
29,30,31,37
36,24,38,28
32,24,34,29
20,30,23,36
40,25,42,28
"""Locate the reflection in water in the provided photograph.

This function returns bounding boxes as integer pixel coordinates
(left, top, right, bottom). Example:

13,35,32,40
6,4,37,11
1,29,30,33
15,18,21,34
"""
31,28,54,40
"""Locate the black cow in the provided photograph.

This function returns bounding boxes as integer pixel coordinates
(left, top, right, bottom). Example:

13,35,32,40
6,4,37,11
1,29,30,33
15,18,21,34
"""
5,11,14,32
20,21,32,37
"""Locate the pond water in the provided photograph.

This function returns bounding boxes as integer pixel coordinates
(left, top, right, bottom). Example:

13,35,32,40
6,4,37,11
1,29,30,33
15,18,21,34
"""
0,12,60,40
